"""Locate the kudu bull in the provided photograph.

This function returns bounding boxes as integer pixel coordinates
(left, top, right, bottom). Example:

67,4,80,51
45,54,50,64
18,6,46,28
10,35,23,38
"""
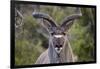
32,9,82,64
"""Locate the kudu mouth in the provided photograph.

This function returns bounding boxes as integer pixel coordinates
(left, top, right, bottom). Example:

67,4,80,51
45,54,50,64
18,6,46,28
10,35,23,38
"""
55,45,63,54
54,44,63,54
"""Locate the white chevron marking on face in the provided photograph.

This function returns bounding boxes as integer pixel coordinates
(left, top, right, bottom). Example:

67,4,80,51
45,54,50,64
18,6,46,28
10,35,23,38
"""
54,35,63,38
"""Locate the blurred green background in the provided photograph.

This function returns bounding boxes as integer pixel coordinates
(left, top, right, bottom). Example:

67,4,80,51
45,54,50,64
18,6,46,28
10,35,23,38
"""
15,4,96,65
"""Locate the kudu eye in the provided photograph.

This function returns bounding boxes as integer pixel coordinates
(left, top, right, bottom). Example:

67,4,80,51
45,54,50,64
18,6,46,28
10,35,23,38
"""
51,32,55,35
60,45,62,47
55,45,58,47
62,32,66,35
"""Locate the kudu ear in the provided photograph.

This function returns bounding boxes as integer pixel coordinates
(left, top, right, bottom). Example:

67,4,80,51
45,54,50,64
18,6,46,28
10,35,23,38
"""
32,12,57,32
60,14,82,32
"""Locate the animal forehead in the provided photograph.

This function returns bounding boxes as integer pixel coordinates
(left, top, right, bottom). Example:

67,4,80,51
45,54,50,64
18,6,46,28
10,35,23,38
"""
52,27,63,33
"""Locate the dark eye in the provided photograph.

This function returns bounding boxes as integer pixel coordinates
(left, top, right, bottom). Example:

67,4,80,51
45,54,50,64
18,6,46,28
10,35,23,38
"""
62,32,66,35
60,45,62,47
55,45,58,47
51,32,55,35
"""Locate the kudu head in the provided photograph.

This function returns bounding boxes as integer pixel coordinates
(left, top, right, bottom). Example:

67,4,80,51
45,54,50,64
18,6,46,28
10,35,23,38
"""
32,11,82,54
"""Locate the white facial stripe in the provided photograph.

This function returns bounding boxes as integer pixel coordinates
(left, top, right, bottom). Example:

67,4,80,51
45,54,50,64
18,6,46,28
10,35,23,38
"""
54,35,63,38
